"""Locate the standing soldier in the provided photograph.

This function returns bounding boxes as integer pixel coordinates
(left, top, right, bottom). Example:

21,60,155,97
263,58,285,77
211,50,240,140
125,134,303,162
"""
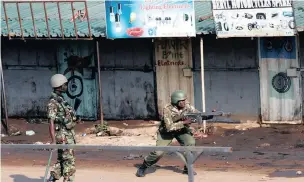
136,90,199,177
47,74,78,182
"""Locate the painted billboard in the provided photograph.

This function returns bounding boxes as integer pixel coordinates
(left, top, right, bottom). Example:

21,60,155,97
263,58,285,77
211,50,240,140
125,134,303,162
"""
211,0,296,38
105,0,196,39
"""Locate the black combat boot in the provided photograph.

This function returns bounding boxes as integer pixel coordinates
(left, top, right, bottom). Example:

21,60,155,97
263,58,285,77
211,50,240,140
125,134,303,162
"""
182,165,197,175
135,163,148,177
47,175,57,182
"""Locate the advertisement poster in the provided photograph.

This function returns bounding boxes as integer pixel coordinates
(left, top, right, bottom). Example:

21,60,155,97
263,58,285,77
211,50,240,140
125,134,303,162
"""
105,0,196,39
211,0,296,38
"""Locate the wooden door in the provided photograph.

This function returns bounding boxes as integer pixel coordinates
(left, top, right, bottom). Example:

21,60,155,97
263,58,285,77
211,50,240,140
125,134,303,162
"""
155,38,194,116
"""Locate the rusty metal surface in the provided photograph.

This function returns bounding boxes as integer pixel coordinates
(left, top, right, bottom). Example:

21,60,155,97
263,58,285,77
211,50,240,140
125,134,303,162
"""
2,2,11,39
70,2,78,38
43,2,51,38
0,55,10,135
1,0,105,39
84,1,92,39
56,2,64,39
16,3,24,39
96,40,104,124
29,3,37,38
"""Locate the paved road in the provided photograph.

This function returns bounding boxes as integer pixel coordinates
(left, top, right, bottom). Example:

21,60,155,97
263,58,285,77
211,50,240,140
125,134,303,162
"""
2,148,304,182
2,166,304,182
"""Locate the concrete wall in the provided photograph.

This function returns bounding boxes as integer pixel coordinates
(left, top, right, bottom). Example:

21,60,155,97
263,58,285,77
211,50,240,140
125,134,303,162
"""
1,40,57,117
193,35,260,118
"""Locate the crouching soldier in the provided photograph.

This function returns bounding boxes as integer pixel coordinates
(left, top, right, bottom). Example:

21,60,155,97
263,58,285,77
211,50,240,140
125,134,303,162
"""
136,90,199,177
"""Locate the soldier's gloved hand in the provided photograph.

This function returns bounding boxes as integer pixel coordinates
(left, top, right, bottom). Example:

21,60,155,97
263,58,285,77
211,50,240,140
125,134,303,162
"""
182,118,192,125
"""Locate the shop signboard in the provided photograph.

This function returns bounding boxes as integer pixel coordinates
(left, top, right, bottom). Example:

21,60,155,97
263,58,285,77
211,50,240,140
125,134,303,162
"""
105,0,196,39
212,0,296,37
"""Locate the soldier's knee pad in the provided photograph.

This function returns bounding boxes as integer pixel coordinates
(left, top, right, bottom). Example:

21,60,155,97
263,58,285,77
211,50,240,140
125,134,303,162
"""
186,139,196,146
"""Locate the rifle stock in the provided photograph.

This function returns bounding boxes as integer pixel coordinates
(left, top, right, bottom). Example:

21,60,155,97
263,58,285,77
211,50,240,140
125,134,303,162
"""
74,98,82,120
74,98,82,111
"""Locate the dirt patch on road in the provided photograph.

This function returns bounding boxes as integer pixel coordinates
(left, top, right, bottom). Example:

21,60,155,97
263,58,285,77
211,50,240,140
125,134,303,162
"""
1,119,304,177
1,119,304,152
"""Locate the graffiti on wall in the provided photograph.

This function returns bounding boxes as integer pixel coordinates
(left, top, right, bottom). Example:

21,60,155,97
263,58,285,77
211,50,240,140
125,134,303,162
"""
70,9,87,22
263,37,293,94
263,37,293,54
260,36,296,94
63,52,94,99
155,39,188,66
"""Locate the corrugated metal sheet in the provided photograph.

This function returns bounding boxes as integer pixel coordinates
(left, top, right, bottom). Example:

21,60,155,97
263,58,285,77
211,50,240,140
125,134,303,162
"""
293,1,304,32
192,36,260,116
98,39,157,120
1,0,216,38
1,39,57,117
1,1,105,38
1,38,157,119
2,1,304,37
195,1,215,35
258,37,302,124
57,41,98,120
155,38,194,116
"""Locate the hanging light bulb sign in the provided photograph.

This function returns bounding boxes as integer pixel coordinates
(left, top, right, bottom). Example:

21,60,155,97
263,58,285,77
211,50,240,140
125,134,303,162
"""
105,0,196,39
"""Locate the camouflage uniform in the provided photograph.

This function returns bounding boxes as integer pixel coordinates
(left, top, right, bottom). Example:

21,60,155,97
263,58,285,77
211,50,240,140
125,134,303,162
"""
47,92,77,181
143,102,199,167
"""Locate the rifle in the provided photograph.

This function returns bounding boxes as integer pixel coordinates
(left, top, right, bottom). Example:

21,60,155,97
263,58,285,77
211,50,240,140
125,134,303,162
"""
74,98,82,111
183,111,241,124
74,98,82,120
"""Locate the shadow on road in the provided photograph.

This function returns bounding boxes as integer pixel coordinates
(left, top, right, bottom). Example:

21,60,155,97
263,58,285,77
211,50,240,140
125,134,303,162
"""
134,164,184,175
268,170,303,178
9,174,44,182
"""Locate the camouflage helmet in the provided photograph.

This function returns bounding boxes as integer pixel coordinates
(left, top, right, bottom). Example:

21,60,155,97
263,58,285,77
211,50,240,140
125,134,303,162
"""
171,90,187,105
